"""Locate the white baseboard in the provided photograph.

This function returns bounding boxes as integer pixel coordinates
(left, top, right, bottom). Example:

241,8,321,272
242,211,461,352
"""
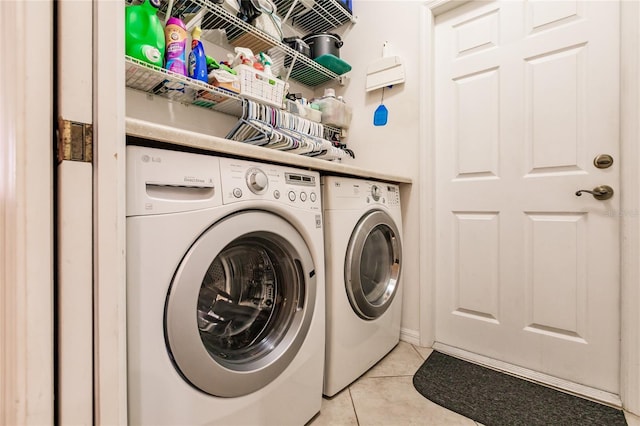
432,342,622,408
400,328,421,346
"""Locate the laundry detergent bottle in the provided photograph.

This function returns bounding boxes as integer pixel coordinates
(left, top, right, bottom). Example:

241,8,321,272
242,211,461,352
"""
125,0,165,67
164,17,187,76
188,26,208,83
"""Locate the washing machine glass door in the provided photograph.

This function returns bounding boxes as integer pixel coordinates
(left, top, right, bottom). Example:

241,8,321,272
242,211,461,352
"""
165,211,317,397
345,210,402,320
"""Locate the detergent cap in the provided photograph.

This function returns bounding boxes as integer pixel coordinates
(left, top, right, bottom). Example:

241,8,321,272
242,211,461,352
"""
192,26,202,41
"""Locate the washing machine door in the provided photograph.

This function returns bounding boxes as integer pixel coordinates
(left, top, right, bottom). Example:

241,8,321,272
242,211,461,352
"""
345,210,402,320
164,211,317,397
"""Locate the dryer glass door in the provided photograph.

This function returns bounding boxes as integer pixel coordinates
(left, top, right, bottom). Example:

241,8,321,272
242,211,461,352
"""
345,210,402,320
164,211,316,397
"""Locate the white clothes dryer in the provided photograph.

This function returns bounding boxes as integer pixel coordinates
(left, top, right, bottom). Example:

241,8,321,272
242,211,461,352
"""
126,145,325,425
321,176,403,397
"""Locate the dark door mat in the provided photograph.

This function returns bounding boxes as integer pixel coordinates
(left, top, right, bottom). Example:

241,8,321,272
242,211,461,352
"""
413,351,627,426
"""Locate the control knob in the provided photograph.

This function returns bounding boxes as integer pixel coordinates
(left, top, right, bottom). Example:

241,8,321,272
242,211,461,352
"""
246,168,268,194
371,184,381,201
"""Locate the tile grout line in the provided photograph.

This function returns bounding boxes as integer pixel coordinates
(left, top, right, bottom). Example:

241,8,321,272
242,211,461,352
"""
366,374,417,379
410,343,429,360
348,386,361,426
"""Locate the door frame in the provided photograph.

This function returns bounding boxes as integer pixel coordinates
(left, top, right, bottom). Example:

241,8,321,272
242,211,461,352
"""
93,0,127,424
0,1,54,424
57,0,95,423
419,0,640,415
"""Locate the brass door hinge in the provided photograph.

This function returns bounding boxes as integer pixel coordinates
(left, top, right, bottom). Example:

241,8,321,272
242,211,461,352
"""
58,118,93,163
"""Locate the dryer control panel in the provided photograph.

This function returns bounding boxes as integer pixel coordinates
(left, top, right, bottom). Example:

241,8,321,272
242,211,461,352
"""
363,182,399,207
322,176,401,211
219,157,321,211
383,184,401,208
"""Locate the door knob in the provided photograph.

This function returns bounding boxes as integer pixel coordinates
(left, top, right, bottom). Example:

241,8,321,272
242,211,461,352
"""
575,185,614,200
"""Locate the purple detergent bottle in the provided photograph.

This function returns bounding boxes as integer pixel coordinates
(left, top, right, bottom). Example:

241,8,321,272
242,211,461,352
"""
164,17,187,76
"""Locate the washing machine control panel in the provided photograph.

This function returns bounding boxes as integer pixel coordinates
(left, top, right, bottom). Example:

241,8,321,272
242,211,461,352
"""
219,158,320,211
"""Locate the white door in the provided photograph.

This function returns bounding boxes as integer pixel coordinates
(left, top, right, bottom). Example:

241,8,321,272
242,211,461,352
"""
435,0,620,394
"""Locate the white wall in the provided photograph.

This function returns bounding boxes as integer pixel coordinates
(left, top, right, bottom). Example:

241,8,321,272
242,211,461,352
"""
336,1,424,339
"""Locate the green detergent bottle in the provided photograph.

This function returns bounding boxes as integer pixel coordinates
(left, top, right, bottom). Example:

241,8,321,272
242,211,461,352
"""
125,0,165,67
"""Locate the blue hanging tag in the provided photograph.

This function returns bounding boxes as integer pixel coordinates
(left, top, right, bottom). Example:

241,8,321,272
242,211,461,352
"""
374,104,388,126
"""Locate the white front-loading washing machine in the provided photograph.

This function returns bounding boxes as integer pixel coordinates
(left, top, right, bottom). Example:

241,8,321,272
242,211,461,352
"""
126,145,325,425
321,176,403,397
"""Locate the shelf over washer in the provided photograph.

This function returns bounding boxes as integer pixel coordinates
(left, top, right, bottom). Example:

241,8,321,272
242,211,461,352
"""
154,0,342,87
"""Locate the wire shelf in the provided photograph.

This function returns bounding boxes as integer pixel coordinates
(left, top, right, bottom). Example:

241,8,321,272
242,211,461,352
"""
192,0,340,86
275,0,354,34
125,56,243,116
324,124,340,140
129,0,344,87
126,56,343,140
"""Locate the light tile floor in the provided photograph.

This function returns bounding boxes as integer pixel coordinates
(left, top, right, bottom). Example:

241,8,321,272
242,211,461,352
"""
308,341,640,426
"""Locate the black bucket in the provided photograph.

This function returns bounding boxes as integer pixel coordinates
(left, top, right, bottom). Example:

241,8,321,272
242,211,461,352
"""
302,32,343,59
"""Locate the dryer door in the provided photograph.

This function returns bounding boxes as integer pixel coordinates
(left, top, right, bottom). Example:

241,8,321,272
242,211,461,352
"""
345,210,402,320
164,211,317,397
